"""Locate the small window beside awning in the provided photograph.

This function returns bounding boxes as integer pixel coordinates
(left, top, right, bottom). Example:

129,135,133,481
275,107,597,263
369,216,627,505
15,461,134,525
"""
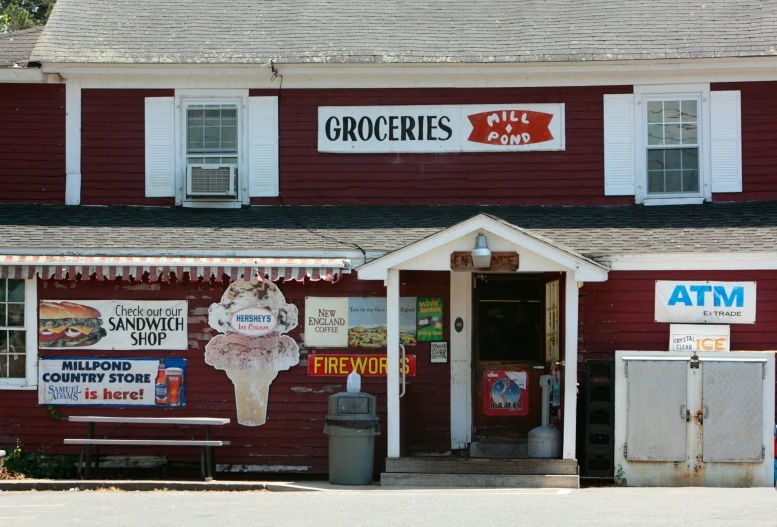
0,255,349,282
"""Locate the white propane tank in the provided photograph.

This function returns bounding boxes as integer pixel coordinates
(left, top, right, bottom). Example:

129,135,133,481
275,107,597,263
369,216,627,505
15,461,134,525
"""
527,374,562,458
347,370,362,393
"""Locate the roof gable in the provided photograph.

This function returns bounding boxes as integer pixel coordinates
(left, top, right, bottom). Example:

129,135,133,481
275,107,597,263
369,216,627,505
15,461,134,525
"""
356,214,609,282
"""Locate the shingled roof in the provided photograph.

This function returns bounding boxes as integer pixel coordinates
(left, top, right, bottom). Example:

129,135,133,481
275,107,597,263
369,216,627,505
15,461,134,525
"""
31,0,777,65
1,202,776,261
0,27,43,67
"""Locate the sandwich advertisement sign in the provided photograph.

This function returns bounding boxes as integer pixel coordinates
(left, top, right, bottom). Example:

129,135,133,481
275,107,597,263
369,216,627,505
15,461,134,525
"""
39,300,188,350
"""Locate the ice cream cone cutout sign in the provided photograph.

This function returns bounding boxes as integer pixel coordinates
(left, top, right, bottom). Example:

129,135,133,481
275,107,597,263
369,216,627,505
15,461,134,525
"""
206,280,300,426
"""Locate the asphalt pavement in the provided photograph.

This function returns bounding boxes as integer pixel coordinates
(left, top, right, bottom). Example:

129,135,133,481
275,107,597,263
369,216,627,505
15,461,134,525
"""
0,486,776,526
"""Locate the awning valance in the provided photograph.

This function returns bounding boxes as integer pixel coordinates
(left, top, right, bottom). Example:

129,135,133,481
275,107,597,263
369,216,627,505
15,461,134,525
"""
0,255,348,282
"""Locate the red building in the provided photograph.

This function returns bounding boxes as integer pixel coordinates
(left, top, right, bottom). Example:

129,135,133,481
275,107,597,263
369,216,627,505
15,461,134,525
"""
1,0,776,486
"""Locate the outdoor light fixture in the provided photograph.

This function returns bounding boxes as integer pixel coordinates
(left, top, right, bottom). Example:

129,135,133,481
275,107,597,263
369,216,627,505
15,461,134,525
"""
471,233,492,268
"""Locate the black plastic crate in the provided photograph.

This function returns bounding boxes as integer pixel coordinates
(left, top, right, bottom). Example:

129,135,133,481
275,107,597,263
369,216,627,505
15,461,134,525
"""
582,453,614,478
586,407,614,428
586,360,615,385
586,384,614,404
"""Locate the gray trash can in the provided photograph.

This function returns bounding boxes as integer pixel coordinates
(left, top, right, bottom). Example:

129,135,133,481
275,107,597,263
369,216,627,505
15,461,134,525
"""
323,392,380,485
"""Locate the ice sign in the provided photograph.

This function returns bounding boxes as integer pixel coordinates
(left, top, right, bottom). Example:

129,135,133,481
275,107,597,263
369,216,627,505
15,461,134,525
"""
229,307,278,337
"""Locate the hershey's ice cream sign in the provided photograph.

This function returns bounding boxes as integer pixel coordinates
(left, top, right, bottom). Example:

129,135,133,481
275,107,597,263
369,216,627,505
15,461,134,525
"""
206,281,299,426
318,104,565,153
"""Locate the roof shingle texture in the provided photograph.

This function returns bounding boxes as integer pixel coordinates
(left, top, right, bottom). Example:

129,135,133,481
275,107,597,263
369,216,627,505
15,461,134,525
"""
2,203,776,261
31,0,777,64
0,28,43,67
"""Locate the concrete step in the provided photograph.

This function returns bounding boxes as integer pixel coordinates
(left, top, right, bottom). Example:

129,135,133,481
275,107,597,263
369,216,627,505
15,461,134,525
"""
381,472,579,488
385,457,578,475
469,441,528,458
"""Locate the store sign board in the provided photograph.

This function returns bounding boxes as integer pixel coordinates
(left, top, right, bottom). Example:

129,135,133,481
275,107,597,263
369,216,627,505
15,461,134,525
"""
307,354,417,376
318,104,565,153
450,252,520,271
483,370,529,416
304,297,417,348
417,298,444,341
654,281,756,324
38,357,186,407
39,300,188,350
669,324,731,352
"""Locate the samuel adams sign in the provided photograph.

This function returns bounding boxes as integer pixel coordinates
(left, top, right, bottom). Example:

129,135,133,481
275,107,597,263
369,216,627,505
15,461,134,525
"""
318,104,565,153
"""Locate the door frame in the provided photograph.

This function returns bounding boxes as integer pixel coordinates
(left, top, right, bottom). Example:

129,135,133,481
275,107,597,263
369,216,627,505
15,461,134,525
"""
450,270,580,460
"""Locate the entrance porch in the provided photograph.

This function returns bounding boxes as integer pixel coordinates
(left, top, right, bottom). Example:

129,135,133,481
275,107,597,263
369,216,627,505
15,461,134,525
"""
356,214,609,486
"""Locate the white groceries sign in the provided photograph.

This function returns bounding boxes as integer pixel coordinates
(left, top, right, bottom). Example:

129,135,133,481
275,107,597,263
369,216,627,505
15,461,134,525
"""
655,281,756,324
39,300,188,350
318,104,565,153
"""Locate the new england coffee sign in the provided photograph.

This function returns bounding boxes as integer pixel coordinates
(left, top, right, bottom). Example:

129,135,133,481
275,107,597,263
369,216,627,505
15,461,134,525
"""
318,104,565,153
655,281,756,324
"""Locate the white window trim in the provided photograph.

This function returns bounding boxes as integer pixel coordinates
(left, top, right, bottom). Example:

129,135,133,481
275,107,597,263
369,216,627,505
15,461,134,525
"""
174,89,250,207
0,279,38,390
634,83,711,205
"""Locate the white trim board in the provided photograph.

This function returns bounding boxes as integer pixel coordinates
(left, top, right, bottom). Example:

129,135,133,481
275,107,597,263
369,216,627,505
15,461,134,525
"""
40,56,777,89
65,78,82,205
602,252,777,271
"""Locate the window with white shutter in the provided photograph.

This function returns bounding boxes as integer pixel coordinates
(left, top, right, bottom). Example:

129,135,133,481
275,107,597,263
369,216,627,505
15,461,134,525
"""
144,91,280,205
605,85,742,205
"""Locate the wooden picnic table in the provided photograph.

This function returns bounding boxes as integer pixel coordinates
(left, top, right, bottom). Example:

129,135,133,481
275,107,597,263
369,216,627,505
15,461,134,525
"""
65,416,231,481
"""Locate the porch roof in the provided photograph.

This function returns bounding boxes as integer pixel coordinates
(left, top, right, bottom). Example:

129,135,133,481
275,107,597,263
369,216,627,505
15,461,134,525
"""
0,201,776,264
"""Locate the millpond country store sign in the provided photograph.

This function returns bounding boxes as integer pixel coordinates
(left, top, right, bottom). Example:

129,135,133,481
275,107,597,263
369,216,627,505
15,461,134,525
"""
318,104,565,153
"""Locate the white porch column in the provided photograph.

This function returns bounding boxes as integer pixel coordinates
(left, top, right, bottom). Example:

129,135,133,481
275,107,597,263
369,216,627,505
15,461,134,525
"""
449,270,472,449
386,268,401,458
563,271,579,460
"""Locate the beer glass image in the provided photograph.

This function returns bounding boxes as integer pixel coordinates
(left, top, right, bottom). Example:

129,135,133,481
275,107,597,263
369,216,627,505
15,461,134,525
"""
165,367,184,407
206,280,300,426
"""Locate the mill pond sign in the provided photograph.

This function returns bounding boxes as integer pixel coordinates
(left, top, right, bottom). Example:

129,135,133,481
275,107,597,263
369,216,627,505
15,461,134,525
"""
318,104,565,153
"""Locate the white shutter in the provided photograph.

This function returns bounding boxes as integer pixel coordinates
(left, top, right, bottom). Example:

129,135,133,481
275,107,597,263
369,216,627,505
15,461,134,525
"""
710,91,742,193
144,97,176,197
603,94,635,196
248,96,279,197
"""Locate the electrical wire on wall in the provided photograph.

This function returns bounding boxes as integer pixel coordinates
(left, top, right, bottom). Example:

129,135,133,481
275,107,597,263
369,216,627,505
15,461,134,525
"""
269,60,368,266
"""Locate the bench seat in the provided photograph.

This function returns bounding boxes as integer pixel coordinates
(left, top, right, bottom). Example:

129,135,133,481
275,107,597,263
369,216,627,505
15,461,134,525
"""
65,439,229,447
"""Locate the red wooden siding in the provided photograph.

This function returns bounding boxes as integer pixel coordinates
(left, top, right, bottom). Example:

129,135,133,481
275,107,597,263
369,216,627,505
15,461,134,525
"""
81,89,175,206
712,81,777,203
579,270,777,360
0,271,449,474
0,83,65,204
251,86,634,206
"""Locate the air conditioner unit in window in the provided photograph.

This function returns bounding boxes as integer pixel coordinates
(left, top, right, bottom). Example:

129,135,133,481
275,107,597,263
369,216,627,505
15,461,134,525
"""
186,164,238,198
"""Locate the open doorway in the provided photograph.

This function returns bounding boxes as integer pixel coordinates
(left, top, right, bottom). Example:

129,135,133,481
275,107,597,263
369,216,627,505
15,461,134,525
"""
472,273,559,457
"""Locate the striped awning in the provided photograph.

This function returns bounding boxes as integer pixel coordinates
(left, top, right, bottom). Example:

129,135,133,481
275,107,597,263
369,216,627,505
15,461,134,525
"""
0,255,348,282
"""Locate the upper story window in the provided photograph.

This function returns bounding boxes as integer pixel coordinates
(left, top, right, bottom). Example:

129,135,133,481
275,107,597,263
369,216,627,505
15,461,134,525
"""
184,101,240,200
0,279,37,389
646,98,700,196
604,84,741,205
144,90,279,207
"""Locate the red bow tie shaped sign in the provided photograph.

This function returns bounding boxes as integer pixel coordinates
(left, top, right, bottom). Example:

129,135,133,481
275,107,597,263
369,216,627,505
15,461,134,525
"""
467,110,555,147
